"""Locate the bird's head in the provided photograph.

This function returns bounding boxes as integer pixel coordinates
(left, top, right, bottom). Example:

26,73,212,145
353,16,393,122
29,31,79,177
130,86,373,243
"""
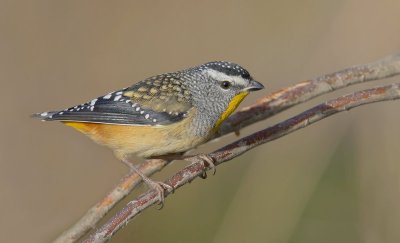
184,61,264,132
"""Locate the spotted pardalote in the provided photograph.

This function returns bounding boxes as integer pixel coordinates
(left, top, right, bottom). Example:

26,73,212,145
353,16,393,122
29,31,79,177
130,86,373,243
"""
33,61,264,203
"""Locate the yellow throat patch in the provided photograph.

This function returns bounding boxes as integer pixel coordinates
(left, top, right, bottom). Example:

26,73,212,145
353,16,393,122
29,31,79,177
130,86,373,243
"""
214,91,249,130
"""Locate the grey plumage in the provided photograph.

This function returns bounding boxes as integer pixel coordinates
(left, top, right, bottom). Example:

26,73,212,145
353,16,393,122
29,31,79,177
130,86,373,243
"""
33,61,263,137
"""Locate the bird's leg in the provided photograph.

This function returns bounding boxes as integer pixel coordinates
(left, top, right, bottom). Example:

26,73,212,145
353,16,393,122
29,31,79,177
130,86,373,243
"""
121,159,173,208
184,154,216,179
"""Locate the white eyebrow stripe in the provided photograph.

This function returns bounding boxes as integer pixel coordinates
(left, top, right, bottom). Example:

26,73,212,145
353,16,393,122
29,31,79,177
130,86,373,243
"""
202,69,248,86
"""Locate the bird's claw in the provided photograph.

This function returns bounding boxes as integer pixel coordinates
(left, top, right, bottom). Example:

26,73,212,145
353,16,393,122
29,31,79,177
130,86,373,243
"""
146,180,174,209
122,159,174,208
187,154,216,179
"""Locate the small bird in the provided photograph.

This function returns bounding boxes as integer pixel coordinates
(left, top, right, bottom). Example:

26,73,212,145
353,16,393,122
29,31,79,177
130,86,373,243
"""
33,61,264,203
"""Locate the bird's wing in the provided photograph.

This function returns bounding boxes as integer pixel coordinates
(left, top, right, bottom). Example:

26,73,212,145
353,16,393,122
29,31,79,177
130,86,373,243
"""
34,73,193,126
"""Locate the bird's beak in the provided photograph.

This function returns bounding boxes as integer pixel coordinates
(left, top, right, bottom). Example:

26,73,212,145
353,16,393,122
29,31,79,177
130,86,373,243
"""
244,80,264,92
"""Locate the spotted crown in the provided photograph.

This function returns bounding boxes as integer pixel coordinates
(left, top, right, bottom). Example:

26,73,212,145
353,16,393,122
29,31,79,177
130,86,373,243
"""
197,61,252,79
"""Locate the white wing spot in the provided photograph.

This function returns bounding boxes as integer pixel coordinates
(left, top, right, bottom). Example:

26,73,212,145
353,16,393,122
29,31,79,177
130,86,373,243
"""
140,110,144,114
103,94,112,99
90,106,94,111
90,99,98,105
145,114,149,119
114,95,122,101
40,112,48,117
152,119,157,122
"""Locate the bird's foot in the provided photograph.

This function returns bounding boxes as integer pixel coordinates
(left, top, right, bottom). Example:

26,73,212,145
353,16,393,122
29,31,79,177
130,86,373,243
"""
122,160,173,208
185,154,216,179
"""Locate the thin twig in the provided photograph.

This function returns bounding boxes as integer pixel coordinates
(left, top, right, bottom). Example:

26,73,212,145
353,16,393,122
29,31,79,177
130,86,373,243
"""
84,83,400,243
219,53,400,135
54,53,400,243
53,160,168,243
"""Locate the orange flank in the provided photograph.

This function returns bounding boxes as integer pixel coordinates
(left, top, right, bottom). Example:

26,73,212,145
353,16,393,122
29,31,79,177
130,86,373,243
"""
61,121,192,158
62,121,144,144
63,121,95,133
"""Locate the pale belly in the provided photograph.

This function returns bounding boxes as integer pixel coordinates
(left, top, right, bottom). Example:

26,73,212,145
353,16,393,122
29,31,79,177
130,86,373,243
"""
63,118,209,159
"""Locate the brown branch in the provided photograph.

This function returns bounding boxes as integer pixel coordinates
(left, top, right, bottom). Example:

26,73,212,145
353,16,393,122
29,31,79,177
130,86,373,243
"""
53,159,168,243
84,83,400,243
219,53,400,135
54,53,400,242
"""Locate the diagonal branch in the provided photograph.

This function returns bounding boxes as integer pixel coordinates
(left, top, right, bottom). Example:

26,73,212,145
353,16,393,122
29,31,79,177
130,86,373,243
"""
53,159,168,243
219,53,400,135
54,53,400,243
84,83,400,243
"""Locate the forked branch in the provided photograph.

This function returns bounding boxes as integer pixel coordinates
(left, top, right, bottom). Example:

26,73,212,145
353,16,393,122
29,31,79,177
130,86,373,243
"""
53,53,400,243
85,83,400,243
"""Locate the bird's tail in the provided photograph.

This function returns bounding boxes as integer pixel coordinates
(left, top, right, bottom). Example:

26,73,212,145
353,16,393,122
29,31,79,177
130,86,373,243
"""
31,111,59,121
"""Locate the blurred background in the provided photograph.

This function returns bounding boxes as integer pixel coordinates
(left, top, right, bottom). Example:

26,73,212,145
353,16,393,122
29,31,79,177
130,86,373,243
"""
1,1,400,242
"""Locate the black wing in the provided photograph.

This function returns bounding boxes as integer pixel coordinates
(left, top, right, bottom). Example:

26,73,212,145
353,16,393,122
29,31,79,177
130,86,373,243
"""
34,73,193,126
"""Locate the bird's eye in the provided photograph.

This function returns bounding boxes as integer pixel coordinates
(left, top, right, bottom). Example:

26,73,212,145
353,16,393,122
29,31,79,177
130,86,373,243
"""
220,81,231,89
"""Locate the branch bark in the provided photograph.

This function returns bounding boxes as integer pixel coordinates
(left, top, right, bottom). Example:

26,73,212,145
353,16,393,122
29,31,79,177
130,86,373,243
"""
84,82,400,243
219,53,400,135
53,53,400,243
53,159,168,243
